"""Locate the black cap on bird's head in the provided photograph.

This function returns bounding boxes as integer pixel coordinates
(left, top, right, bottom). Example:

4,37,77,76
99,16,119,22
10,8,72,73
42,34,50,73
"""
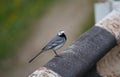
58,30,64,35
58,30,67,40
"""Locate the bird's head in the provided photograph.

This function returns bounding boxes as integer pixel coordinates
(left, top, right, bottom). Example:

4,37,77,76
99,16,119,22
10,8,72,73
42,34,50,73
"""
58,30,65,36
58,30,67,40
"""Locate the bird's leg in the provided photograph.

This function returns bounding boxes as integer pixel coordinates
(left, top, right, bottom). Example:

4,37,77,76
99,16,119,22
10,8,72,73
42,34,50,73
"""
52,50,59,57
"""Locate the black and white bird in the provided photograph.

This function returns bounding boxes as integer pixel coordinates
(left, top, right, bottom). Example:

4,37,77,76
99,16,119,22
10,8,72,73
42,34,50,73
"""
29,30,67,63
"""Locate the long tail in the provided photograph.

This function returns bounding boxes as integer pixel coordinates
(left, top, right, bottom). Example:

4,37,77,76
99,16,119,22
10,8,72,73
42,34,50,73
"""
28,50,44,63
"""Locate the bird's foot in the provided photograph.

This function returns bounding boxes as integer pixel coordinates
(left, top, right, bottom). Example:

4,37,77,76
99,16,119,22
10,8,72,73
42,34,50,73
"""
55,55,60,57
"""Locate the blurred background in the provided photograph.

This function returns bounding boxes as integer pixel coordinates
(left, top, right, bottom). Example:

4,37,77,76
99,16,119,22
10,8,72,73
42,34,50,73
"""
0,0,94,77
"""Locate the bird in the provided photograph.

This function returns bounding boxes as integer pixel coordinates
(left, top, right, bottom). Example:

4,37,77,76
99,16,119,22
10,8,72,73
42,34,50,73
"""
28,30,67,63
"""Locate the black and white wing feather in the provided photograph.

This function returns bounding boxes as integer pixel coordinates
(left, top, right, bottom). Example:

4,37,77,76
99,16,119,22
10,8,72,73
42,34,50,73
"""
42,35,65,51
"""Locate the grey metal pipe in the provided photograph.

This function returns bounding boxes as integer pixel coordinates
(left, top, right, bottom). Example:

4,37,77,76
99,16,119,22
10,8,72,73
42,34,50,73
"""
44,26,116,77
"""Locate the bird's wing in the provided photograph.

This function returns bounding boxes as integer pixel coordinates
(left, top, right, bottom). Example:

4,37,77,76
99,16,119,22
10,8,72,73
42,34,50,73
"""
42,35,64,50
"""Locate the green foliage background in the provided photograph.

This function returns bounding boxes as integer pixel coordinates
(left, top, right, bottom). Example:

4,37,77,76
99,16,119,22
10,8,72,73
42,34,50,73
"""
0,0,54,60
